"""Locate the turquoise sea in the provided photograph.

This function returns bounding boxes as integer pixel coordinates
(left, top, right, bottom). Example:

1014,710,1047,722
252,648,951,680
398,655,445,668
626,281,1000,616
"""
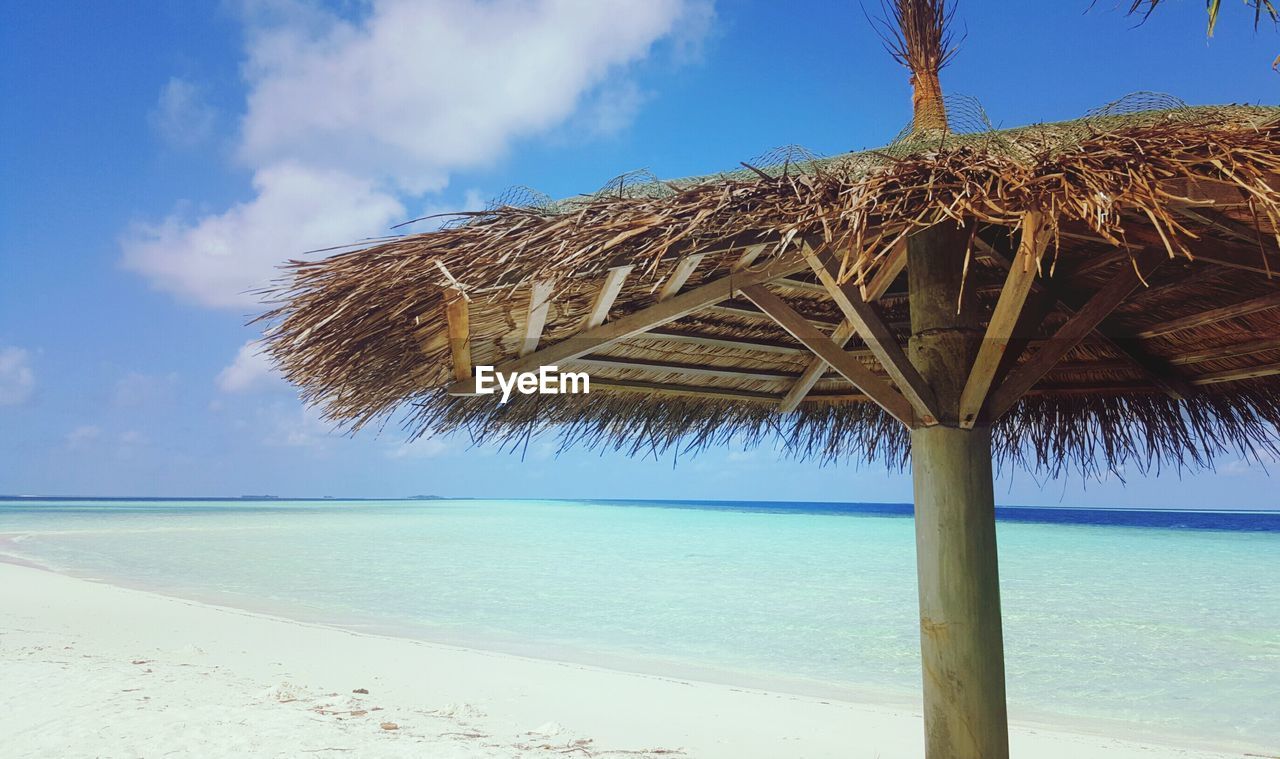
1,498,1277,751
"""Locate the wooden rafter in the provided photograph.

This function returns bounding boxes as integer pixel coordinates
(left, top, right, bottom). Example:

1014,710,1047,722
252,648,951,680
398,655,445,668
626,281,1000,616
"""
583,265,633,329
573,355,829,382
803,245,940,425
732,243,768,271
739,284,916,425
704,303,843,330
984,249,1167,422
445,253,808,395
1161,176,1248,207
779,321,858,413
775,277,830,295
657,254,705,301
974,233,1194,401
443,287,472,382
518,280,555,357
1169,337,1280,365
589,378,873,406
1191,362,1280,385
1136,291,1280,339
777,239,910,412
1171,204,1276,249
958,212,1048,428
590,378,781,404
862,238,909,302
632,328,810,356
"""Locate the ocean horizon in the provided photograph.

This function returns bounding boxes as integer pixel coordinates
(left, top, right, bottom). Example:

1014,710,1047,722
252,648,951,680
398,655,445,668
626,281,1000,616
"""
2,496,1277,752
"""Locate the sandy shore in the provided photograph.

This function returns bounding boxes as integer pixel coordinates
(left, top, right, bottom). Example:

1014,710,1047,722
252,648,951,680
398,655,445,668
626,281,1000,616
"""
0,561,1253,759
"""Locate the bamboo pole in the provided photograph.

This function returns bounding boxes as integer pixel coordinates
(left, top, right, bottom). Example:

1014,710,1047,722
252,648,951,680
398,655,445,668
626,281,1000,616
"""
907,222,1010,759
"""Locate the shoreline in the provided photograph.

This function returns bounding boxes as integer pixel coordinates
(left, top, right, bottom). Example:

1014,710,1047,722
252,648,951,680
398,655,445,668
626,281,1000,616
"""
0,559,1262,758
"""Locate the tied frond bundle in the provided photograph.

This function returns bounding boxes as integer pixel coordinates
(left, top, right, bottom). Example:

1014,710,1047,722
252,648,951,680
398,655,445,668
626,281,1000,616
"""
871,0,961,132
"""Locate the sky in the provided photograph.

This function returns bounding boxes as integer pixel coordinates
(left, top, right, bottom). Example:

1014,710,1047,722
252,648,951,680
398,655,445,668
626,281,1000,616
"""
2,0,1279,506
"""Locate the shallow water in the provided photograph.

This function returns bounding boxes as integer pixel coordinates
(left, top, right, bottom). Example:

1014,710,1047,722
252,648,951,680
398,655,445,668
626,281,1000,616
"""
1,498,1277,750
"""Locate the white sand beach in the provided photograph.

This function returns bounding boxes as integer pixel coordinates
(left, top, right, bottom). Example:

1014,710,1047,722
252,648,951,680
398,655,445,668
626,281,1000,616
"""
0,560,1254,759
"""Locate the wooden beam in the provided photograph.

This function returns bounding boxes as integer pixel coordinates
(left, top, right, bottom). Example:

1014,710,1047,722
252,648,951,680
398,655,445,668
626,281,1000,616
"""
775,277,829,295
518,280,555,357
705,303,842,330
779,321,858,413
739,284,916,425
633,328,810,356
985,249,1166,421
778,239,931,413
732,243,768,271
443,287,472,382
573,355,822,382
958,213,1049,428
1136,291,1280,339
583,265,633,329
657,254,705,301
976,233,1194,401
1160,176,1248,207
1191,362,1280,385
862,238,909,301
804,246,940,425
1171,204,1275,249
589,377,780,404
1169,337,1280,365
445,254,808,394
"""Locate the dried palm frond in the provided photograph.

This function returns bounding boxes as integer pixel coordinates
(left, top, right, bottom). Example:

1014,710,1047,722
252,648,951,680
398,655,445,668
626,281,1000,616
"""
258,105,1280,477
1123,0,1279,35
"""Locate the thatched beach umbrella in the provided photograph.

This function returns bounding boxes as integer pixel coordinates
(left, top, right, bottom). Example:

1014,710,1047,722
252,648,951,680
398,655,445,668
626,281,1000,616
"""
261,3,1280,757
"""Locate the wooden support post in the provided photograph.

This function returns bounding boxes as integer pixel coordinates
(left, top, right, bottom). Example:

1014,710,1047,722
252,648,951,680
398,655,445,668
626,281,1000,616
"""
907,222,1010,759
445,290,476,383
911,424,1008,759
443,288,472,382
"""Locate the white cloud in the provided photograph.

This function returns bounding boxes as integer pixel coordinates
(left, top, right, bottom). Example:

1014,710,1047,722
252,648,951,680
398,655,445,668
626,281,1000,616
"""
123,163,405,309
237,0,701,191
260,401,337,450
112,371,179,408
125,0,712,309
0,347,35,406
149,77,217,148
388,436,448,460
66,425,103,449
576,80,648,138
217,340,288,393
119,430,148,446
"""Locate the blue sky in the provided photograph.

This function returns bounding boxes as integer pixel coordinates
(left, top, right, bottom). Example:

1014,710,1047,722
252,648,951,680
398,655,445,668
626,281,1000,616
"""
2,1,1278,506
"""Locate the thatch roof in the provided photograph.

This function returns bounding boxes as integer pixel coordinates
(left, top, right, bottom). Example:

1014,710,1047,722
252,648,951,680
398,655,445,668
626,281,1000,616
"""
261,98,1280,475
